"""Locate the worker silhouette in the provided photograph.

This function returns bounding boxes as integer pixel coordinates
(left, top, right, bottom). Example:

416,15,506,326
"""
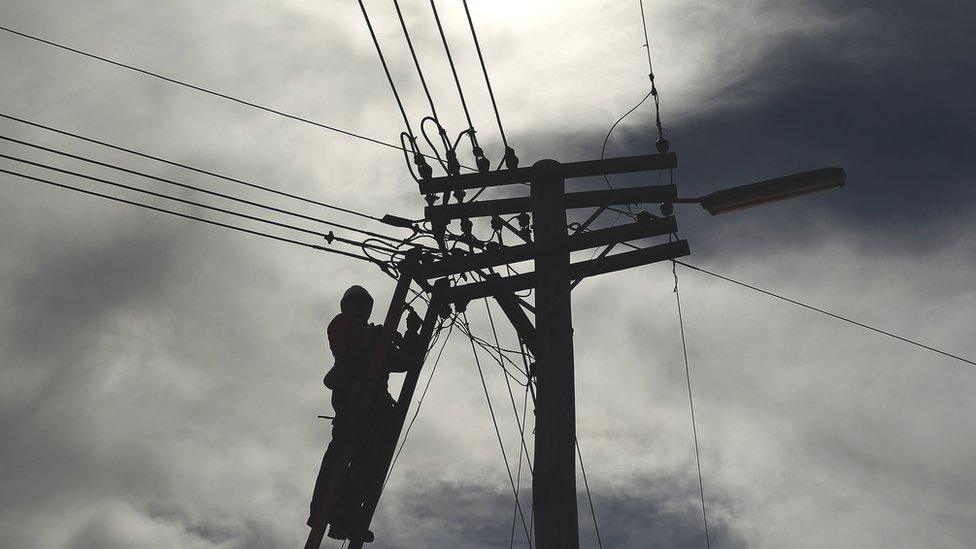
307,285,421,543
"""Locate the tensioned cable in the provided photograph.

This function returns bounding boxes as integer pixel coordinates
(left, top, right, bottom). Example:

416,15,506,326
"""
484,299,534,475
357,1,417,141
0,112,386,223
459,0,509,149
429,0,480,150
0,25,409,154
1,154,401,257
462,312,533,547
509,383,531,549
0,169,375,263
576,439,605,549
0,134,420,248
393,0,437,117
672,260,712,549
384,318,455,487
674,260,976,368
638,0,666,143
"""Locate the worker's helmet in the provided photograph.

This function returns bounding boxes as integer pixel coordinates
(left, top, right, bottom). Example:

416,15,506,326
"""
340,285,374,319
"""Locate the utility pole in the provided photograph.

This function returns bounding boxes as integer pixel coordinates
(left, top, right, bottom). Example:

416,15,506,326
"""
418,152,688,549
307,145,844,548
530,160,578,547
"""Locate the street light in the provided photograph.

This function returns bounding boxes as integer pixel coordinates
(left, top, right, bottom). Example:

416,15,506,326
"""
694,167,846,215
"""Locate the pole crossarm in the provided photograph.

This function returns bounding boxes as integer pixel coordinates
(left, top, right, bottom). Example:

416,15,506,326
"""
419,216,677,279
443,239,689,306
426,184,677,221
418,152,677,194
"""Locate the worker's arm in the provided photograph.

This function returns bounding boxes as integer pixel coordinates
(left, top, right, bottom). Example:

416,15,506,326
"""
387,310,423,373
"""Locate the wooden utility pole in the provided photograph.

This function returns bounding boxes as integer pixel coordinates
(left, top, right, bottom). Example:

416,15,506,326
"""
417,153,688,549
530,160,579,548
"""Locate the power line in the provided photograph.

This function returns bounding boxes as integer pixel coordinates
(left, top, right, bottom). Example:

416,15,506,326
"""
0,134,420,248
460,0,515,166
384,318,455,487
429,0,472,130
356,1,417,142
0,25,409,154
637,0,666,145
600,90,653,189
674,260,976,368
575,439,604,549
0,112,387,224
1,153,401,258
462,312,533,547
0,168,376,263
484,299,534,476
672,261,711,549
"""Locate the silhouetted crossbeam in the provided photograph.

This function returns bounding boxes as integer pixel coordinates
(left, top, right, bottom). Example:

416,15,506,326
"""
418,152,677,194
426,184,677,221
443,239,690,306
419,217,677,279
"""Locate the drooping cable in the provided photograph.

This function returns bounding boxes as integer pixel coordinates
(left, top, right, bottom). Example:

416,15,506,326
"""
1,154,402,258
600,90,653,189
461,312,533,547
0,169,377,263
0,134,421,248
576,439,605,549
0,112,387,223
674,260,976,368
459,0,518,169
0,25,410,154
672,259,712,549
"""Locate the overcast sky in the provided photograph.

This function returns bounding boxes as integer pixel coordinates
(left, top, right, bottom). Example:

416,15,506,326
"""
1,1,974,548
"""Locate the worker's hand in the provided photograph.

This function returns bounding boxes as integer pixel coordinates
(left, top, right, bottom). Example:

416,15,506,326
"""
406,310,422,333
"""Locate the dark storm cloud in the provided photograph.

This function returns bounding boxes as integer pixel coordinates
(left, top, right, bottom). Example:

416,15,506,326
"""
568,0,975,256
369,474,743,549
2,1,974,547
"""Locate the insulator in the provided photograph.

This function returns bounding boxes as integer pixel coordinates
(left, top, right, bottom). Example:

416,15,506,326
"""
414,153,433,177
476,155,490,173
490,216,504,232
460,217,473,235
453,189,467,202
517,212,530,230
446,150,461,176
636,211,653,223
660,202,674,216
425,193,438,206
504,146,519,169
655,137,670,154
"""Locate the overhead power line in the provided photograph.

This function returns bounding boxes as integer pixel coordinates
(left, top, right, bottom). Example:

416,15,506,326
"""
1,153,401,258
0,112,386,223
0,25,417,155
672,261,712,549
0,134,420,248
0,168,376,263
460,0,509,150
674,260,976,368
